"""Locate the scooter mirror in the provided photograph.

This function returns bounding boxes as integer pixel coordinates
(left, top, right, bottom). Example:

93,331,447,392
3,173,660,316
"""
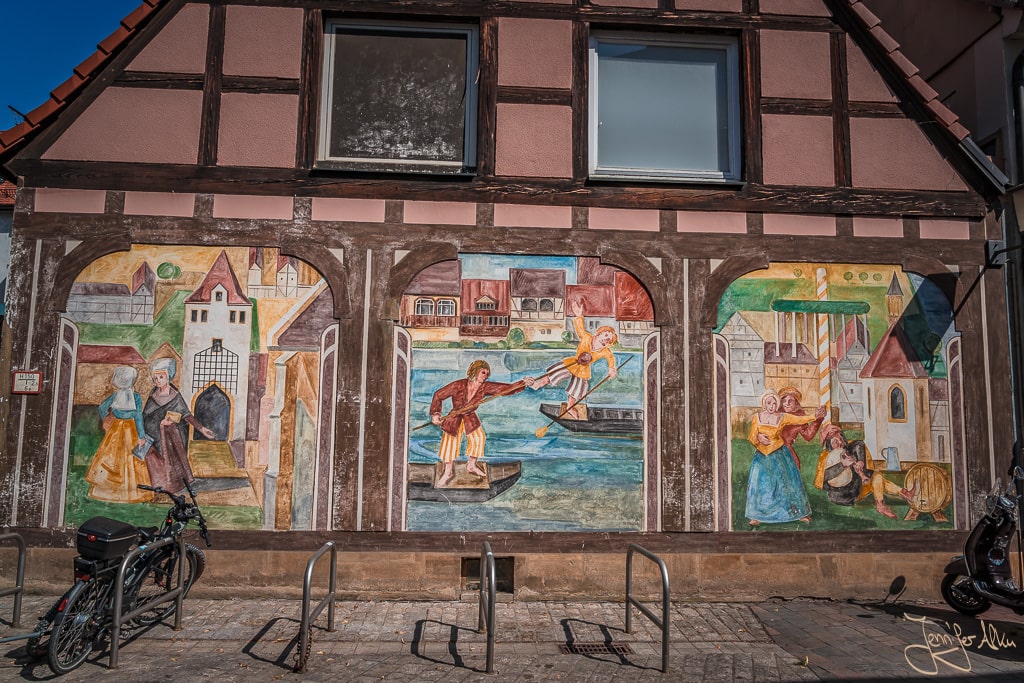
1014,465,1024,480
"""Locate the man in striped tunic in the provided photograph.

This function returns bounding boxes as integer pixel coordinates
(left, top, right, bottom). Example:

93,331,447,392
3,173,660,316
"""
430,360,533,488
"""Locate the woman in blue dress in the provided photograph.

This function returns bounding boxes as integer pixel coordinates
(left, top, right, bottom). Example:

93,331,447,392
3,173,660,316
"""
745,390,818,526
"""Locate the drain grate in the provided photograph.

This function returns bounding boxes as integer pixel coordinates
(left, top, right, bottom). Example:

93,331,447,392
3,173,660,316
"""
558,643,634,656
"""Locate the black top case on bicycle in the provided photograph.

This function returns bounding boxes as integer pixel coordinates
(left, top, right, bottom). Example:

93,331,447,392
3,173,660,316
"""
77,516,137,561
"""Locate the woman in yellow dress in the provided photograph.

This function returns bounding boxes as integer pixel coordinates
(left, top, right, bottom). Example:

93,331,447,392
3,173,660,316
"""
85,366,154,503
745,390,819,525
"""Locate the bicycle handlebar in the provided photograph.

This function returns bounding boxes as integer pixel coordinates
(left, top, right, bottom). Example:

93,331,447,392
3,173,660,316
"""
137,479,212,547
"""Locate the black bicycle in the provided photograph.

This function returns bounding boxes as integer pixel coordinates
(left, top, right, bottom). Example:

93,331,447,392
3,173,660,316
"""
25,480,211,675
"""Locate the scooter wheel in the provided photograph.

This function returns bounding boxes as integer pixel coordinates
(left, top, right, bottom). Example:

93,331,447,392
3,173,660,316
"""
941,573,991,616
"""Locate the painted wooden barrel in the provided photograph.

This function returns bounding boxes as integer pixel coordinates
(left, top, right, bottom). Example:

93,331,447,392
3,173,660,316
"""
903,463,953,515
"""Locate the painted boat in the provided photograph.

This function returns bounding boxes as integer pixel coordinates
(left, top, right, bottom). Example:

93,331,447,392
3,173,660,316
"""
407,460,522,502
539,402,643,434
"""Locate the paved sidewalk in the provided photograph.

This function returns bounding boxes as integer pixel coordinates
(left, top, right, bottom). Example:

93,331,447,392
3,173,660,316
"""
1,595,1023,681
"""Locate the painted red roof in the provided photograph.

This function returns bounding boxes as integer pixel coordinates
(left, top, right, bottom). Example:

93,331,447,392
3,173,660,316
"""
0,1,166,159
0,181,15,207
184,250,251,305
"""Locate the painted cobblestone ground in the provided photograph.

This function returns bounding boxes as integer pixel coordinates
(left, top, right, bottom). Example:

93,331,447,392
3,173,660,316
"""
0,595,1022,681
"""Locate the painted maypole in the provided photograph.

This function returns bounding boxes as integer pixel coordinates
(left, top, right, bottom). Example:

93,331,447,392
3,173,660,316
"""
815,267,831,409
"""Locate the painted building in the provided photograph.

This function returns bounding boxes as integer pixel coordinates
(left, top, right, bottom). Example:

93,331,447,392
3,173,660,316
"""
0,0,1015,601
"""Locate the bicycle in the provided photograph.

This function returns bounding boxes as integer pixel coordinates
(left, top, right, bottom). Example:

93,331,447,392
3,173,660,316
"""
24,480,211,675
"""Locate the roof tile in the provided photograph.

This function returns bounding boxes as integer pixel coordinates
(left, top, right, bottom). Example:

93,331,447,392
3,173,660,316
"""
24,99,60,127
908,74,939,102
98,25,133,56
948,122,970,141
868,25,900,54
73,51,108,80
50,74,86,104
849,1,881,29
0,122,32,149
121,3,156,31
926,100,960,128
888,50,918,78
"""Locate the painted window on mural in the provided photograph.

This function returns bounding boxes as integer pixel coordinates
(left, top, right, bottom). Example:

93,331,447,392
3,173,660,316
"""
715,264,959,531
398,255,656,531
61,246,337,531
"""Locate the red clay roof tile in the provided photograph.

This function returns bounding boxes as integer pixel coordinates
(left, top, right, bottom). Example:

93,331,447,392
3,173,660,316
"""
868,25,900,54
121,3,157,31
50,74,86,104
0,181,16,207
888,50,918,78
0,122,32,149
926,100,960,128
23,99,60,127
907,74,940,102
99,26,133,55
948,122,970,142
73,50,108,80
849,1,881,29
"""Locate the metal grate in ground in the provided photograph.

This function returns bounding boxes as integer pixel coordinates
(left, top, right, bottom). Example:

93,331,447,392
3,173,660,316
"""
558,642,635,655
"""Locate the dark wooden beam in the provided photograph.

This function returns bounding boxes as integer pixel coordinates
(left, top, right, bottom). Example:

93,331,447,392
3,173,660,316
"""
198,4,226,166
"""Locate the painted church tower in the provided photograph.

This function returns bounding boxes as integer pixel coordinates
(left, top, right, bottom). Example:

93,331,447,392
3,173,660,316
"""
181,250,253,441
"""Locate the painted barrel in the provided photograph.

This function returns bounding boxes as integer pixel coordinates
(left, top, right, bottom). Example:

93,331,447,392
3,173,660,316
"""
903,463,953,515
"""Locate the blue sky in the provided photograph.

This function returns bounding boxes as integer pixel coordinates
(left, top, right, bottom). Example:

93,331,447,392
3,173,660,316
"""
1,2,140,130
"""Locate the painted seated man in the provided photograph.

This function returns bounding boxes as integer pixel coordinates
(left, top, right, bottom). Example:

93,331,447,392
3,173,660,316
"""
815,425,917,519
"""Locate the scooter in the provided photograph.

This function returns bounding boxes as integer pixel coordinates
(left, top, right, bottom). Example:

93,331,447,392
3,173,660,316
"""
941,465,1024,616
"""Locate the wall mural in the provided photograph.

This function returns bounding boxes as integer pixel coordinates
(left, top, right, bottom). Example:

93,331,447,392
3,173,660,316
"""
398,255,656,532
61,245,337,531
715,263,962,531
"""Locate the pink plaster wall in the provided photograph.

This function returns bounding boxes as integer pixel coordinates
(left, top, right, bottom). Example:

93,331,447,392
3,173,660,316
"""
919,219,970,240
494,204,572,229
760,30,832,100
850,118,969,191
42,88,202,164
846,37,897,102
217,93,299,168
675,0,743,10
223,5,303,79
311,198,386,223
212,195,294,220
126,3,208,74
404,201,477,225
852,217,903,237
760,0,831,15
761,114,834,187
676,211,747,233
124,192,196,217
33,189,106,214
506,0,571,3
762,214,836,236
591,0,659,7
495,104,573,178
589,208,659,231
497,19,572,89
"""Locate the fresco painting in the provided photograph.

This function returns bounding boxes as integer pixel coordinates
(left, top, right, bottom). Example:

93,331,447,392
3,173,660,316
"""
401,255,655,532
63,245,335,531
716,263,960,531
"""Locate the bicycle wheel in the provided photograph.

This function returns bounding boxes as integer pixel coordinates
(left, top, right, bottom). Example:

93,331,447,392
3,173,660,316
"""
24,588,69,659
129,544,206,626
48,580,106,675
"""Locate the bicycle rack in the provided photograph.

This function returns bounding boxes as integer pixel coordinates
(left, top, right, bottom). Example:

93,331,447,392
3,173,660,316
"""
110,535,187,669
294,541,337,673
0,532,25,628
625,543,670,673
477,541,496,674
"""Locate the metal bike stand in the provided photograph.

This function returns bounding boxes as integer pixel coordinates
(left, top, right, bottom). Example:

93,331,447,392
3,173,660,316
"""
110,535,186,669
294,541,337,673
625,543,670,673
478,541,496,674
0,532,26,627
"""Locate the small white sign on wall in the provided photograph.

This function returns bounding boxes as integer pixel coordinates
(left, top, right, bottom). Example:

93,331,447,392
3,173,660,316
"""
12,371,42,394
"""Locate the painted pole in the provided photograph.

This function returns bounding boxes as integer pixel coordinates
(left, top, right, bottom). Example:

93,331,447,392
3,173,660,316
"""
816,267,831,410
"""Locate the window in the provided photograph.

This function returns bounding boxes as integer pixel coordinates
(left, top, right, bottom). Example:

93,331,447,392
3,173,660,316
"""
200,310,208,323
437,299,456,317
415,298,435,316
889,386,907,422
319,21,479,173
589,33,740,182
475,296,497,311
215,291,223,302
230,311,237,323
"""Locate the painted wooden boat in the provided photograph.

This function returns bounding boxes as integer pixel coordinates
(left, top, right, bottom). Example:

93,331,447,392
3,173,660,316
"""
539,402,643,434
407,460,522,502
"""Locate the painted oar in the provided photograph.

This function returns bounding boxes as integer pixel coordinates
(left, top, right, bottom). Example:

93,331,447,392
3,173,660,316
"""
534,355,634,438
411,358,580,432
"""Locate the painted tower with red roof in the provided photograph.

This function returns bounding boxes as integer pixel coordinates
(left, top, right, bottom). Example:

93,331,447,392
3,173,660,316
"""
182,249,253,441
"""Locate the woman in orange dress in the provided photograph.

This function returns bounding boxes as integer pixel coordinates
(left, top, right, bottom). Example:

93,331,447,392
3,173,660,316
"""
85,366,154,503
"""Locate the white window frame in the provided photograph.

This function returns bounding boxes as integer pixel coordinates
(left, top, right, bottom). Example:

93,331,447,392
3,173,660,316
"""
318,20,479,173
588,32,741,183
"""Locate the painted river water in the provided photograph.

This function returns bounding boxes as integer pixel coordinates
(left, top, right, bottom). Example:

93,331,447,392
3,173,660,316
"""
406,348,644,531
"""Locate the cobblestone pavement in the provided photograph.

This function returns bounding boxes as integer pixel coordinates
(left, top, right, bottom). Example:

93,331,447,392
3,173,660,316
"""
1,595,1023,681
